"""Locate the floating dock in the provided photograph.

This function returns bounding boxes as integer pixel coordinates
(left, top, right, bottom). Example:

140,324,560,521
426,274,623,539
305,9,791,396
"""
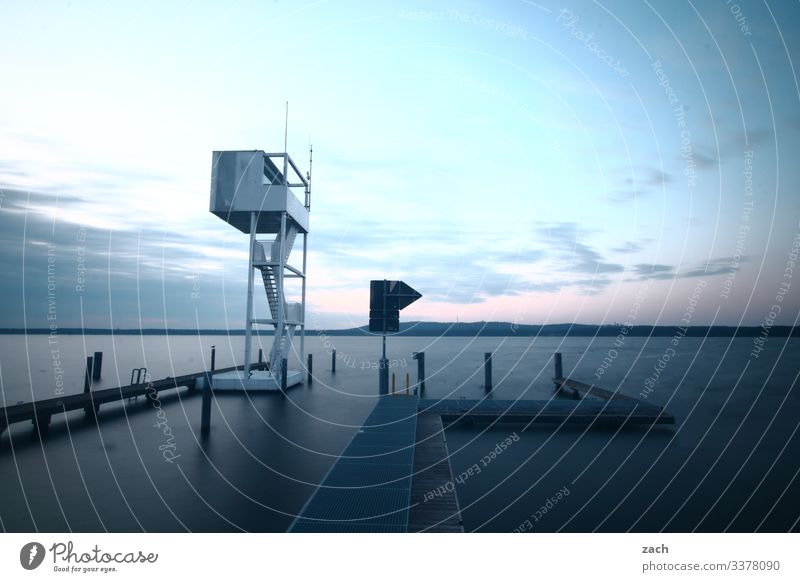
290,373,673,533
289,396,419,532
0,363,266,436
420,397,674,426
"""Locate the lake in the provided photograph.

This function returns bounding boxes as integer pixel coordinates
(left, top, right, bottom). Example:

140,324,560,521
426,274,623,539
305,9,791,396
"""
1,333,798,532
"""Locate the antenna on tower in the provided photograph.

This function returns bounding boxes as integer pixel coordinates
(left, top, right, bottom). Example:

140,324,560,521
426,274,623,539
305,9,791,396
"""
306,138,313,209
283,101,289,153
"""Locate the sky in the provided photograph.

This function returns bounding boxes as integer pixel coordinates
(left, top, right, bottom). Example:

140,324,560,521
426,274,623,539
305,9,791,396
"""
0,0,798,329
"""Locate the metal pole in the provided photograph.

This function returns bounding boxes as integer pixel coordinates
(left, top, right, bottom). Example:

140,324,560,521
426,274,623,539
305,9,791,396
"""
379,335,389,395
484,352,492,392
84,356,98,416
281,357,288,392
332,349,336,373
275,211,287,381
307,353,313,384
244,211,257,376
300,231,307,372
84,356,93,393
258,348,263,368
92,351,103,380
201,345,215,434
413,351,425,393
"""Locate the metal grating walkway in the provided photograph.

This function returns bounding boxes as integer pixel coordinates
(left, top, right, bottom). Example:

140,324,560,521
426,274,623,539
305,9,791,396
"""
289,395,419,532
408,413,464,532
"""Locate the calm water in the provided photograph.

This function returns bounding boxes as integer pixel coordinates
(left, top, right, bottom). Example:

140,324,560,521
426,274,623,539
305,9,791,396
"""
1,333,798,532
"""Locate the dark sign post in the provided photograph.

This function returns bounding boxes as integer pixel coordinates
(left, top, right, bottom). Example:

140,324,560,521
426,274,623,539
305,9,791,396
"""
369,280,422,394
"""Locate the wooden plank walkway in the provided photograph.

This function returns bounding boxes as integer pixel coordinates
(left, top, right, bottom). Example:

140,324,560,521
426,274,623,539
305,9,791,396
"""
553,376,644,404
289,396,420,532
408,413,464,532
418,398,674,425
0,364,256,435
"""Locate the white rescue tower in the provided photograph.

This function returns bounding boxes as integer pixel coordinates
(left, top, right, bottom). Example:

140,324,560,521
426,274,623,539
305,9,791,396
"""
209,149,311,390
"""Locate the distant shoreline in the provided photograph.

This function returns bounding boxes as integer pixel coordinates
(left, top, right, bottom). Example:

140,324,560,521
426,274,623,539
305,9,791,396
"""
1,322,797,337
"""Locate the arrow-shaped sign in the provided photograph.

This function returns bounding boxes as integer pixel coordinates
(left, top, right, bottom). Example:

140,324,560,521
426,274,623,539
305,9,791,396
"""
369,280,422,333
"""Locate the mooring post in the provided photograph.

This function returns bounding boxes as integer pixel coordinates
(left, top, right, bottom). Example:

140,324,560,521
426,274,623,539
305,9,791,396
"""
405,372,410,396
307,353,313,384
332,349,336,373
281,358,288,392
84,356,93,394
258,348,263,369
484,352,492,391
379,336,389,395
92,351,103,380
413,351,425,394
201,346,215,434
391,371,396,396
554,352,563,393
84,356,99,416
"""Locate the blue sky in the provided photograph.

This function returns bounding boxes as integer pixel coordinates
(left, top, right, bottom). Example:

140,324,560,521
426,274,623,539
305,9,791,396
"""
1,0,798,329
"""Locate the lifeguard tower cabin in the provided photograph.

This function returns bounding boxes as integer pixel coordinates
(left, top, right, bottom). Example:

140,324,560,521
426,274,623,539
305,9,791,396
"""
209,149,310,390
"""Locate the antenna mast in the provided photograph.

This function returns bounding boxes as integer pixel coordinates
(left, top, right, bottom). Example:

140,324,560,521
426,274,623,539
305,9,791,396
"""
306,140,313,209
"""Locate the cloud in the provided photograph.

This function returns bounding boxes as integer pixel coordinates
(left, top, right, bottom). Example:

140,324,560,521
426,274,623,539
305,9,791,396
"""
537,223,623,275
613,240,649,253
626,168,673,187
680,256,746,278
693,151,719,170
632,263,674,276
629,263,675,281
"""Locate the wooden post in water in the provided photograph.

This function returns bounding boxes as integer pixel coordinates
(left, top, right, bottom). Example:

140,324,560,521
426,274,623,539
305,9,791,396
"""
84,357,93,394
405,372,410,396
554,352,563,393
484,352,493,391
84,357,99,416
201,346,215,434
391,372,396,396
413,351,425,394
307,353,313,384
258,348,263,369
92,351,103,380
331,349,336,373
281,358,288,392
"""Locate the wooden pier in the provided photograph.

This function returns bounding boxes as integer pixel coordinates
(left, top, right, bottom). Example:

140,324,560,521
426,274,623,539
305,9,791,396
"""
4,349,675,533
419,397,673,426
289,396,420,532
0,363,265,436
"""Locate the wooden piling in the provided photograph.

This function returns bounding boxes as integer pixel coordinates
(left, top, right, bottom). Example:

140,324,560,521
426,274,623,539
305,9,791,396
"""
84,356,99,416
84,357,93,394
258,348,263,368
201,346,215,434
281,358,288,392
331,349,336,373
391,372,396,395
307,353,313,384
413,351,425,393
484,352,492,391
92,351,103,380
554,352,563,380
